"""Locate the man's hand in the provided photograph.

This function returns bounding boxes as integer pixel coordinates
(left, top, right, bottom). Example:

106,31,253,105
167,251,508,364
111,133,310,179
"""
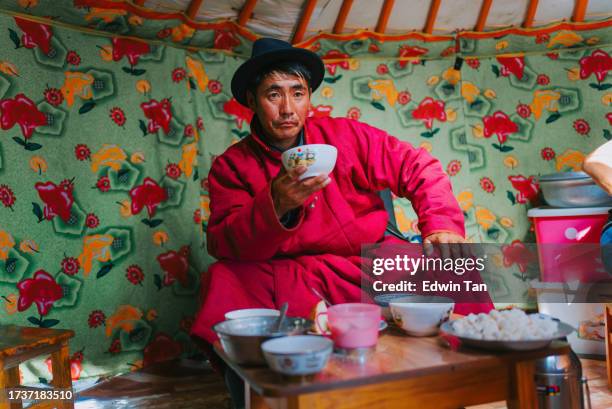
271,166,331,219
423,232,468,259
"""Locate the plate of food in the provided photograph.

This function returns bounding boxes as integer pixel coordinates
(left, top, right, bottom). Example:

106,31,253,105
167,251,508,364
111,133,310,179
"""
439,309,575,351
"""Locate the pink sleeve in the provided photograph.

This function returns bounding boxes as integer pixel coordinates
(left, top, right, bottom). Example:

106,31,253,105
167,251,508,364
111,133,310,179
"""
206,157,303,260
348,120,465,238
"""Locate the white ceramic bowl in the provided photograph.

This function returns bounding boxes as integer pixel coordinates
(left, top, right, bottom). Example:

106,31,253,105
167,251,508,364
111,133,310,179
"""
389,296,454,336
261,335,333,375
225,308,280,320
281,144,337,180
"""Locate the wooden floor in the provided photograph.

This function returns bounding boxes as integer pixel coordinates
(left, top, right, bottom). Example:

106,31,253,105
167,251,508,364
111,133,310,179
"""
75,358,611,409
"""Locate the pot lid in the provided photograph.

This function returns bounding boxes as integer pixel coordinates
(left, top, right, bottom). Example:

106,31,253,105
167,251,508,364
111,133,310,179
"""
538,171,592,182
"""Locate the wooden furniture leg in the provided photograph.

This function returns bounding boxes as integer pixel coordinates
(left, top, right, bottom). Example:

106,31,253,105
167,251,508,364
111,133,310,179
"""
50,341,73,409
507,359,538,409
0,361,22,409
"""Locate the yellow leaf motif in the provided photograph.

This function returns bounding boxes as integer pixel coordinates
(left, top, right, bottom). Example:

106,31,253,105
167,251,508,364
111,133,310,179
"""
18,0,38,8
29,156,47,174
348,59,360,70
456,191,473,212
0,61,18,77
185,56,209,92
566,67,580,81
135,80,151,95
172,24,195,42
105,305,143,337
461,82,480,104
555,149,585,172
321,86,334,98
4,293,17,315
495,41,509,50
99,45,113,62
130,152,145,164
85,7,127,23
442,68,461,85
504,155,519,169
445,108,457,122
393,205,412,234
152,230,169,246
200,195,211,223
91,144,127,173
471,123,484,138
483,89,496,99
368,79,398,107
0,231,15,260
19,239,39,254
146,309,158,321
500,217,514,228
547,31,583,48
586,37,600,45
78,234,114,276
529,90,560,120
475,207,496,230
119,200,132,218
602,93,612,106
61,71,94,107
419,142,432,152
178,143,198,177
426,76,440,86
128,15,144,26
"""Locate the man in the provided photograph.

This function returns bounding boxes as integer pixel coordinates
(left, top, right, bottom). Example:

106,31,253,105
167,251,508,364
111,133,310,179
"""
191,37,487,345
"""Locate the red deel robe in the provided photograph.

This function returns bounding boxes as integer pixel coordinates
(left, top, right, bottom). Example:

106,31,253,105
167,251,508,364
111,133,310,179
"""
191,117,491,343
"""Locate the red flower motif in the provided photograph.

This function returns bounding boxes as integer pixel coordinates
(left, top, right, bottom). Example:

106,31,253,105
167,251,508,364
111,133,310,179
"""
0,94,47,139
223,98,253,129
126,265,144,285
111,37,150,66
446,160,461,176
579,49,611,83
17,270,63,316
483,111,518,145
573,119,590,135
397,91,411,105
74,144,91,161
536,74,550,85
398,45,428,68
196,116,204,130
308,105,333,118
108,339,121,354
376,64,389,75
440,46,456,57
535,33,550,44
208,80,222,94
141,98,173,134
214,29,240,50
516,103,531,118
193,209,202,224
480,177,495,193
546,52,559,60
346,107,361,120
96,176,111,192
411,97,446,129
466,58,480,69
61,257,80,276
184,124,194,137
109,107,126,126
171,67,186,83
201,178,209,191
508,175,539,204
157,28,172,39
14,17,53,54
44,87,63,106
541,147,556,161
143,333,182,367
66,50,81,66
165,163,181,179
496,55,526,80
129,177,168,218
368,43,380,53
157,246,190,287
85,213,99,228
0,184,15,209
88,310,106,328
35,180,74,222
607,112,612,126
322,50,349,75
501,240,537,273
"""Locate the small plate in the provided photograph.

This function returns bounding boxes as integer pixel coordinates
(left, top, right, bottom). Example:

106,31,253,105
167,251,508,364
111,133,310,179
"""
439,319,575,351
308,320,388,336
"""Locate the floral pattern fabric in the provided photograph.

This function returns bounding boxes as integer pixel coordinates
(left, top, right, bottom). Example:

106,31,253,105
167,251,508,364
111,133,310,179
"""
0,5,611,383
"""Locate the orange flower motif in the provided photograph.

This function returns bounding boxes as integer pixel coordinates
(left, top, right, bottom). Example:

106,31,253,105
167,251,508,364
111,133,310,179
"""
105,305,143,337
411,97,446,129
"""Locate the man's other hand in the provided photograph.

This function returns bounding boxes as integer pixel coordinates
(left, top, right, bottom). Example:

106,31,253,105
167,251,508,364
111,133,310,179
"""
271,166,331,219
423,232,468,259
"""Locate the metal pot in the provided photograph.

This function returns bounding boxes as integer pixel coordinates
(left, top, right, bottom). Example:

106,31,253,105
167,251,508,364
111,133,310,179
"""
535,349,591,409
213,316,312,366
538,172,612,208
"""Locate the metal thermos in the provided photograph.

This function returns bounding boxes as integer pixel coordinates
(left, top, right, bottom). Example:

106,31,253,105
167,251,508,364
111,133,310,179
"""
535,349,592,409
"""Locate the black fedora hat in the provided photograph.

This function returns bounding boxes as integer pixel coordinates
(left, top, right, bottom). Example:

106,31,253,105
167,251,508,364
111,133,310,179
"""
231,37,324,107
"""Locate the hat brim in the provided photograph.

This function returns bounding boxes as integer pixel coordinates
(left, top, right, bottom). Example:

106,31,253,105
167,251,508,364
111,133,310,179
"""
231,47,325,107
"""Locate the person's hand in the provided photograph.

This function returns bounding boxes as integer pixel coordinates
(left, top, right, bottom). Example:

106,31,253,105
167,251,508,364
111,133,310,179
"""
271,166,331,218
423,232,469,259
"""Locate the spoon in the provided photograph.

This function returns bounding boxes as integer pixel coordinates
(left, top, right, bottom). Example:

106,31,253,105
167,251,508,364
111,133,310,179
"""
276,302,289,333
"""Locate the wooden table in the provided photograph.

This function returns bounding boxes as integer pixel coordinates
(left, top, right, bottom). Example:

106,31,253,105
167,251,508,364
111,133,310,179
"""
0,325,75,409
215,326,571,409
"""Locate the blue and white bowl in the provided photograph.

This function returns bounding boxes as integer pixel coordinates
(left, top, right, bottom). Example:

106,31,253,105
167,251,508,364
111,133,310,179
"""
261,335,333,376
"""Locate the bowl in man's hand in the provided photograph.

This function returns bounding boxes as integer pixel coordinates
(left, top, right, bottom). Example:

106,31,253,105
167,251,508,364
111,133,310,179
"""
281,144,337,180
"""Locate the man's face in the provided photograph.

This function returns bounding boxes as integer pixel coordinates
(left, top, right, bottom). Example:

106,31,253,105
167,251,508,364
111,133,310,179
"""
247,72,310,148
